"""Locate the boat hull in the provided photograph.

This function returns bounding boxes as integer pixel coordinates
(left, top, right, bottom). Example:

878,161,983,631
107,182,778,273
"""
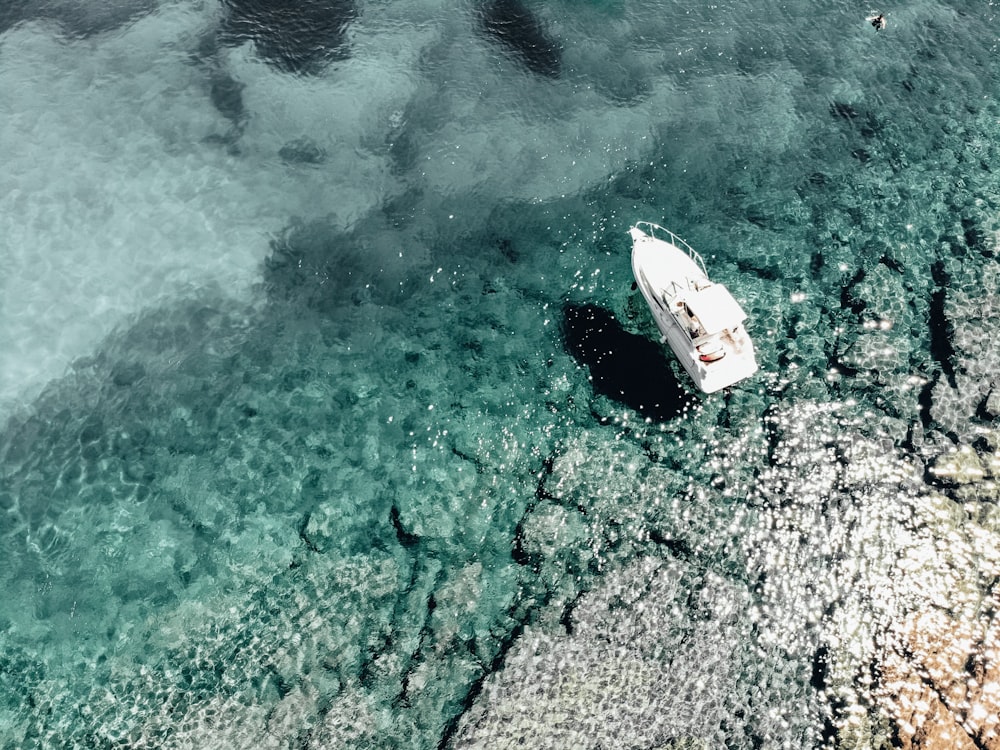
629,223,758,393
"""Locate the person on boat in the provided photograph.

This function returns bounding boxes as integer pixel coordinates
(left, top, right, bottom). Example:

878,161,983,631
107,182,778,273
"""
867,13,886,30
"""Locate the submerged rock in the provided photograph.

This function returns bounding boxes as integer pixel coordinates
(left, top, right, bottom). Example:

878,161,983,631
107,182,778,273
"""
739,397,1000,748
450,555,823,748
880,607,1000,749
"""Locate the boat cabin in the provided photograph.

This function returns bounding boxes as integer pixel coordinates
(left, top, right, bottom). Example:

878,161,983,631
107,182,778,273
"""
672,283,748,341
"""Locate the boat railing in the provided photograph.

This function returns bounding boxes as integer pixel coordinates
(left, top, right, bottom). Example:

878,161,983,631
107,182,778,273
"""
633,221,708,277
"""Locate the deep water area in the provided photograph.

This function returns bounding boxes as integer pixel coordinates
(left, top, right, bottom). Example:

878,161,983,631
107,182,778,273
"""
3,0,1000,748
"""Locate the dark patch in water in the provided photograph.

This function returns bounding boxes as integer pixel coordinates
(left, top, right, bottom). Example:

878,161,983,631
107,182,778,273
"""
0,0,156,38
841,268,867,315
390,505,420,549
208,69,247,127
809,251,824,278
879,254,905,275
859,118,880,139
917,374,936,430
962,217,990,257
218,0,358,75
110,361,146,388
830,102,882,139
263,220,359,312
829,102,858,120
851,148,871,164
928,260,957,389
477,0,561,78
733,257,780,282
0,0,29,34
193,34,248,149
811,645,829,690
648,528,693,559
497,238,519,264
561,303,694,423
278,137,327,166
388,128,420,175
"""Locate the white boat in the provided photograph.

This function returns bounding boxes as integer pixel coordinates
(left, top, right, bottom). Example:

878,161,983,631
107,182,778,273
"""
629,221,758,393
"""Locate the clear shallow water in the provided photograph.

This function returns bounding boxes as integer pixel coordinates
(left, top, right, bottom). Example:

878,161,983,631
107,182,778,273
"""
2,0,1000,747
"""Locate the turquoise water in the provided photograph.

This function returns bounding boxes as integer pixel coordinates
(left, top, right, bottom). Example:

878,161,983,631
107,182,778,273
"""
3,0,1000,747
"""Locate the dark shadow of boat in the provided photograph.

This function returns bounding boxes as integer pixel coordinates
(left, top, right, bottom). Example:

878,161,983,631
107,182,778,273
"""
561,303,696,423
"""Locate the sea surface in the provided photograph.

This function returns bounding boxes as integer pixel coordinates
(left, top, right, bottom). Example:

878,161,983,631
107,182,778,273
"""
2,0,1000,747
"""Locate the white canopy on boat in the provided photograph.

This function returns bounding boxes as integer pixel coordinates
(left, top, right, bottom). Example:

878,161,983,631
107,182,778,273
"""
684,284,747,334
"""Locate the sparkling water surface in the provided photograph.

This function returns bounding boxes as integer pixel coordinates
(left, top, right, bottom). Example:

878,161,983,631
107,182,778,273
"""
3,0,1000,747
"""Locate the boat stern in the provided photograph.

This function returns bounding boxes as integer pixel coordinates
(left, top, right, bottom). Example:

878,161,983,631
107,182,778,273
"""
690,328,759,393
698,352,759,393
